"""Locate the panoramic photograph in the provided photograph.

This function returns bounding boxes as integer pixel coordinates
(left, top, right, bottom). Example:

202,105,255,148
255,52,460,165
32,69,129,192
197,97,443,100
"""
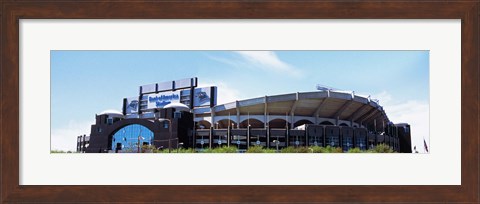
51,50,429,153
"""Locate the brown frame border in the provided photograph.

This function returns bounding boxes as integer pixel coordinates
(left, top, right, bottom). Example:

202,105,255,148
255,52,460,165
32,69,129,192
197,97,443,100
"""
1,1,478,203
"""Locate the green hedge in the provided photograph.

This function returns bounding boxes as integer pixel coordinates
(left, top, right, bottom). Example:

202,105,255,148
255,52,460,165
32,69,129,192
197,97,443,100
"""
119,144,397,153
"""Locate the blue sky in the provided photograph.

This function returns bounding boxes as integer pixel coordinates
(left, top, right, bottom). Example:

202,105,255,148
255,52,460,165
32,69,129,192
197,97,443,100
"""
51,51,429,152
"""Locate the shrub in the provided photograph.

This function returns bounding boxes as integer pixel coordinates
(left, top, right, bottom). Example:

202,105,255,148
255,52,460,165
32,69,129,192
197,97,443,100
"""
246,145,265,153
201,146,238,153
365,144,395,153
217,146,238,153
307,146,341,153
262,148,277,153
347,147,363,153
295,147,311,153
309,146,326,153
280,146,297,153
138,145,195,153
141,145,155,153
176,148,195,153
114,144,396,153
321,145,343,153
154,148,170,153
199,148,212,153
280,146,310,153
246,146,280,153
374,143,395,153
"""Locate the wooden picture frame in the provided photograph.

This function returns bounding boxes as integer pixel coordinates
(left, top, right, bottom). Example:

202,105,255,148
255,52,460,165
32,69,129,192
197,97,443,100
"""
1,1,478,203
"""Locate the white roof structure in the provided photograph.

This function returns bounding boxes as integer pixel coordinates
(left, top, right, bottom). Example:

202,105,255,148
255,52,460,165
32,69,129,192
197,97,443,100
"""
164,102,190,112
99,109,124,118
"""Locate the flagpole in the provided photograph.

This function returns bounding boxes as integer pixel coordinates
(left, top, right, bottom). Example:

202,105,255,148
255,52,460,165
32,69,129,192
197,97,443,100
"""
423,137,429,153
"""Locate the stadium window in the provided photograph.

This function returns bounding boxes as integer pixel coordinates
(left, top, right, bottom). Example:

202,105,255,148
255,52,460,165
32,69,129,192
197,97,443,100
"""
107,118,113,125
174,111,182,119
342,137,352,150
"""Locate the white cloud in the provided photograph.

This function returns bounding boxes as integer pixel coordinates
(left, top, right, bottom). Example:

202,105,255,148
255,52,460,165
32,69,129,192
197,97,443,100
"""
208,51,303,77
205,53,247,68
198,81,241,105
234,51,292,71
51,120,94,152
371,90,392,105
373,91,430,153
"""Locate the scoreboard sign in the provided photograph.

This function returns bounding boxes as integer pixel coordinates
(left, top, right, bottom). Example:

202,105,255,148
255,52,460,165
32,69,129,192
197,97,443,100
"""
193,87,217,107
125,97,139,114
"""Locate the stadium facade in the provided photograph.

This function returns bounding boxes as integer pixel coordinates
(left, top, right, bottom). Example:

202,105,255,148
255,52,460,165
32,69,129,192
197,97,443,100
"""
77,77,412,153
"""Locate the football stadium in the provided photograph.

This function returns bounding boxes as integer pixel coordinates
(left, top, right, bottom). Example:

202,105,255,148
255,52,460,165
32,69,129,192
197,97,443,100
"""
77,77,412,153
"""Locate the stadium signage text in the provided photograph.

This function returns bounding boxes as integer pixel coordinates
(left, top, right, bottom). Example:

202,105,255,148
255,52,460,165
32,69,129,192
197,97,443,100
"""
146,91,181,109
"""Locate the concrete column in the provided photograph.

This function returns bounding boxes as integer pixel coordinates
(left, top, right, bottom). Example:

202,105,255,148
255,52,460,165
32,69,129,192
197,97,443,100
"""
210,108,215,129
323,127,326,147
290,113,294,129
247,125,251,149
266,126,270,148
227,126,231,147
305,128,309,147
264,96,268,128
286,127,289,148
236,101,240,129
192,112,196,148
209,127,213,149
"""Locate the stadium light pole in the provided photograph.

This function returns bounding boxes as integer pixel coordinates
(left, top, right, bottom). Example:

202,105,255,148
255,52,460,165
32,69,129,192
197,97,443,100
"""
137,135,145,153
135,128,144,153
177,142,184,153
273,140,279,153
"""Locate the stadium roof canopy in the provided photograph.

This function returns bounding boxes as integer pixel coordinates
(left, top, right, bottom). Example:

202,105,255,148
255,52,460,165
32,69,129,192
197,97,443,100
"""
194,90,389,130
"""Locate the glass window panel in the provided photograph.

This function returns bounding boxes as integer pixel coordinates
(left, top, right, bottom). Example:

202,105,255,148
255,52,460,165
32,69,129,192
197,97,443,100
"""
308,136,323,147
342,136,353,151
325,136,339,147
111,124,154,152
356,136,367,150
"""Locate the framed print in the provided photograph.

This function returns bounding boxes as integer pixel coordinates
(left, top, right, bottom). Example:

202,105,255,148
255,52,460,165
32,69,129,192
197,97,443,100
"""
22,22,456,186
1,1,478,203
